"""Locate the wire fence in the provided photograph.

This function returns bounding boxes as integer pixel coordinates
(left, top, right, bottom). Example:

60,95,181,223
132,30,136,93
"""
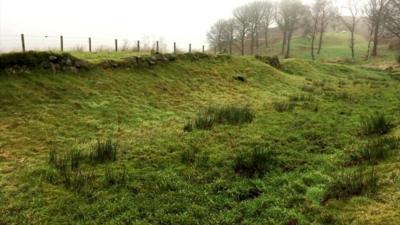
0,34,211,54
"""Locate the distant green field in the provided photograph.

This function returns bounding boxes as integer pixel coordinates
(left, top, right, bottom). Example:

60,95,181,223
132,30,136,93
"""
266,32,397,63
0,51,399,224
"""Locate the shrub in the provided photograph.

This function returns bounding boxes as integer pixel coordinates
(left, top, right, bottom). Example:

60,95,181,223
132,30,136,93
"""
273,100,295,112
234,148,277,177
322,168,379,203
187,106,255,130
255,55,281,69
360,113,393,136
348,137,400,165
89,139,118,163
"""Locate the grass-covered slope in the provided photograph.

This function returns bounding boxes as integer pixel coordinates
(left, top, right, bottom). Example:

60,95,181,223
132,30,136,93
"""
0,54,399,224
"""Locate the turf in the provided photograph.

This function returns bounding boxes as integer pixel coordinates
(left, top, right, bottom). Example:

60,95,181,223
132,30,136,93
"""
0,52,399,224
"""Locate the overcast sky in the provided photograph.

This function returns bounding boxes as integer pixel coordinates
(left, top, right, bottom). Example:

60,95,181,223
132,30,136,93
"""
0,0,353,52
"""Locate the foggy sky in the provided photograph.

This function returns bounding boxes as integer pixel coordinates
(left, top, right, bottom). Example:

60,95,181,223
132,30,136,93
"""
0,0,354,52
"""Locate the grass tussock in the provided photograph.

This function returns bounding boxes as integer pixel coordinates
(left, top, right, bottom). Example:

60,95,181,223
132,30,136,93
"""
348,137,400,165
322,168,379,204
302,85,316,93
48,149,96,192
185,106,254,131
89,139,118,163
180,145,200,165
104,167,128,187
289,94,314,102
360,113,394,136
273,100,295,112
234,148,277,178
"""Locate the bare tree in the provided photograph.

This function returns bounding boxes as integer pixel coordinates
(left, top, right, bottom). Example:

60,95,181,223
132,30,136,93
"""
207,19,228,53
276,0,307,58
248,1,267,55
384,0,400,39
317,0,335,54
234,5,252,55
261,0,275,49
310,0,324,60
364,0,390,57
225,19,236,54
337,0,362,60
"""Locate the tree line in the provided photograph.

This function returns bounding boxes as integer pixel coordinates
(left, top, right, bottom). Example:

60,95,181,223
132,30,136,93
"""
207,0,400,60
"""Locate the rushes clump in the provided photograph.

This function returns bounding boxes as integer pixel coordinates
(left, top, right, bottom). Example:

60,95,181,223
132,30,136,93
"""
185,106,255,131
348,137,400,165
360,113,393,136
180,145,200,165
234,148,276,178
89,139,118,163
322,168,379,203
104,167,128,187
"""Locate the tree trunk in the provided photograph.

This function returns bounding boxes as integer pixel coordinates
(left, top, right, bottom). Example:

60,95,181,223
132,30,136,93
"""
311,19,319,60
317,28,324,54
241,35,245,56
371,22,380,57
365,27,374,60
264,26,269,48
250,31,255,55
281,31,287,55
350,29,355,60
285,31,293,59
229,32,233,55
255,25,259,54
317,12,326,55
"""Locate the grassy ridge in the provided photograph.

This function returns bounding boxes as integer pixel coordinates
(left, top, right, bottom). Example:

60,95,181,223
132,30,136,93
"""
0,54,399,224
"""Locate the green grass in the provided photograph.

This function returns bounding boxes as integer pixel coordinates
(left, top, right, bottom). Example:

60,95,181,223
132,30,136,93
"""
70,51,151,63
0,48,399,224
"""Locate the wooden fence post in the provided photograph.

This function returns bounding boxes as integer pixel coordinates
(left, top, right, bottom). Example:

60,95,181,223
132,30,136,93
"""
115,39,118,52
137,40,140,52
189,44,192,53
202,45,205,53
60,36,64,52
156,41,159,53
89,37,92,52
21,34,26,53
174,42,176,54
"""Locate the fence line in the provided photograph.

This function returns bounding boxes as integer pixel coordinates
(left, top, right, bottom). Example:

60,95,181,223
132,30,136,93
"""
0,33,209,54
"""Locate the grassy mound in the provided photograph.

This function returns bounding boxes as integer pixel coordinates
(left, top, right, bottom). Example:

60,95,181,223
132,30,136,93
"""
0,54,399,225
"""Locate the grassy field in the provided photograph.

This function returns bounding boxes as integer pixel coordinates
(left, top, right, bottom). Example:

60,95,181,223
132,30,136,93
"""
264,32,397,63
0,49,400,224
70,51,151,63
